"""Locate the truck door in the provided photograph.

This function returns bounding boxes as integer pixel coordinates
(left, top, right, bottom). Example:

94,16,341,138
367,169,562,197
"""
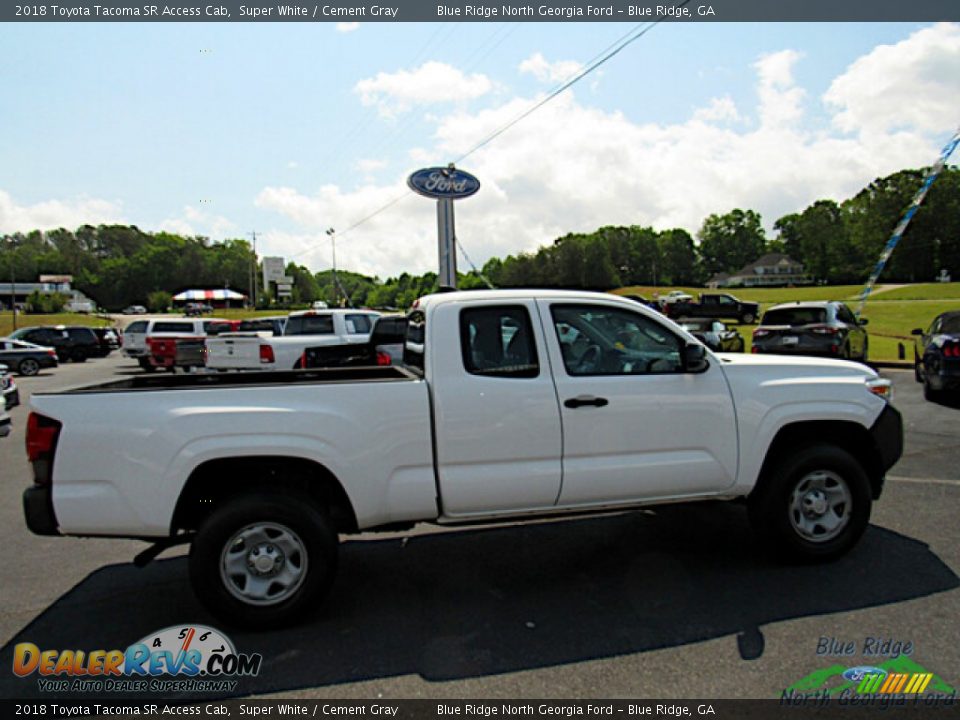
537,299,738,506
430,300,563,516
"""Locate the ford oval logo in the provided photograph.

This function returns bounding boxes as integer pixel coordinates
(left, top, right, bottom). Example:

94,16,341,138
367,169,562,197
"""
407,167,480,199
842,666,887,682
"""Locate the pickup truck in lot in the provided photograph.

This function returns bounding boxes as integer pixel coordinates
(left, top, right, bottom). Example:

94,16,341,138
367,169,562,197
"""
22,290,902,628
663,292,760,324
205,309,379,372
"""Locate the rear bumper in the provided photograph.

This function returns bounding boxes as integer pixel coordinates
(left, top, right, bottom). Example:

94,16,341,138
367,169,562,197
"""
23,485,59,536
868,404,903,499
4,387,19,410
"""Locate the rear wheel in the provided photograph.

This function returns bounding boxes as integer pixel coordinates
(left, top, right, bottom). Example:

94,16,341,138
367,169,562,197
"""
18,358,40,377
741,312,755,324
923,375,941,402
914,353,922,382
748,444,871,562
71,349,87,363
138,357,156,373
189,493,338,628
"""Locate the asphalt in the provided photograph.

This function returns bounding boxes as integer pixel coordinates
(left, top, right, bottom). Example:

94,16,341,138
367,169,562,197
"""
0,356,957,700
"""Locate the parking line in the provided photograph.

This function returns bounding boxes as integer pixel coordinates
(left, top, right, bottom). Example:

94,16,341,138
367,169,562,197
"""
887,475,960,487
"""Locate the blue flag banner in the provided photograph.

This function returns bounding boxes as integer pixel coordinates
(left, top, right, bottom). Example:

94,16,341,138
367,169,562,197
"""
856,126,960,316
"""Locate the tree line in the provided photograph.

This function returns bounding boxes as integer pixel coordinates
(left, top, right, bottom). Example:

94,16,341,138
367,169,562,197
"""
1,166,957,311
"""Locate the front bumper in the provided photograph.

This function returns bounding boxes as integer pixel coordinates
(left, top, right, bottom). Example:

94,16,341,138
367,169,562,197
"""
23,485,59,535
868,403,903,499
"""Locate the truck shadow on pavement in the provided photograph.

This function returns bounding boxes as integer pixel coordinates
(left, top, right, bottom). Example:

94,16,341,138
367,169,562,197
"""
2,502,957,699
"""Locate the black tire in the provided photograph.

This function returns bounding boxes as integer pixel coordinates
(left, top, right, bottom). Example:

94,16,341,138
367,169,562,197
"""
741,312,755,325
71,349,87,363
914,354,922,383
748,444,871,563
18,358,40,377
923,375,941,402
189,493,338,629
138,357,157,373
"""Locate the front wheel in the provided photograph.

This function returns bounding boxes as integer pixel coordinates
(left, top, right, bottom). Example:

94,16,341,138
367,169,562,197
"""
189,493,338,628
748,444,871,562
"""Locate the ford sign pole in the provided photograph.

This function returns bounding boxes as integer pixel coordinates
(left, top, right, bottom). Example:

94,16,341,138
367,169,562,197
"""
407,165,481,291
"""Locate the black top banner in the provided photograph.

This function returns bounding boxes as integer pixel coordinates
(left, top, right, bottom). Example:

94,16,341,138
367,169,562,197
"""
4,0,960,22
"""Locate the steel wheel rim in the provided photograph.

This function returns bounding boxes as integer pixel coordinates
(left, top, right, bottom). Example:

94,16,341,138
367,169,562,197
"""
220,522,308,606
789,470,852,543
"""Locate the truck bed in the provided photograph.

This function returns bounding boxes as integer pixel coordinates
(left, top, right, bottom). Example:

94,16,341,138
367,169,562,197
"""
42,366,418,395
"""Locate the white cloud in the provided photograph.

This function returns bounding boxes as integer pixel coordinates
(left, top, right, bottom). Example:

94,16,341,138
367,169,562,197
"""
0,190,123,232
354,61,493,118
160,205,236,238
824,22,960,135
754,49,805,128
287,160,299,169
251,26,957,280
355,158,387,173
519,53,584,84
336,22,360,33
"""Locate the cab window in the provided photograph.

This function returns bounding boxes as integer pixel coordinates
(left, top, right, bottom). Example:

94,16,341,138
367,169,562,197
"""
460,306,539,379
551,304,683,376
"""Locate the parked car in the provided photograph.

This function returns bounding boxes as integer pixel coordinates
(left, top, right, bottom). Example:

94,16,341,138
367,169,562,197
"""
0,338,59,376
752,301,868,362
120,320,151,365
142,318,229,372
0,409,9,438
122,305,147,315
22,289,901,628
663,293,760,324
8,326,101,363
1,364,19,410
679,319,745,353
912,310,960,401
184,303,214,317
621,294,661,311
90,328,120,356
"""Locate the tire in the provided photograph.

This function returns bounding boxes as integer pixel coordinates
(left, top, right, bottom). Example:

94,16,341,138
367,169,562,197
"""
748,444,871,563
860,340,869,363
18,358,40,377
189,493,338,628
914,354,922,383
741,312,755,325
71,349,87,363
138,357,157,373
923,375,941,402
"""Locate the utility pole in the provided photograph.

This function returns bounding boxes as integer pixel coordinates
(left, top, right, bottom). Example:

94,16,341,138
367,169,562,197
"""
326,228,338,307
248,231,259,309
6,239,16,331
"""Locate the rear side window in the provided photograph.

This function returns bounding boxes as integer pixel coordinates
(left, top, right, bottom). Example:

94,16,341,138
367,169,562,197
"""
761,308,827,326
152,322,195,333
125,321,148,333
285,314,334,335
67,328,96,341
344,314,374,334
403,310,426,374
460,306,539,379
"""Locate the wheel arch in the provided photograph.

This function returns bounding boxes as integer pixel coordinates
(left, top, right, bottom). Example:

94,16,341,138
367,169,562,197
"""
751,420,885,501
171,455,358,535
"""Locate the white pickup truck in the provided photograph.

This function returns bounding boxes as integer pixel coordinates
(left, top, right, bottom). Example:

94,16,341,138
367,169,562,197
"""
22,290,902,628
204,309,380,371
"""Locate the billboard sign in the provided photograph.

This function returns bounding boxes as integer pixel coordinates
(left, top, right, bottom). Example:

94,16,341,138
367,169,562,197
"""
407,167,480,200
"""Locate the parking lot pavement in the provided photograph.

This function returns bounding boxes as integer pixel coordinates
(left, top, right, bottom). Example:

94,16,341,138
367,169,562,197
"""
0,363,956,699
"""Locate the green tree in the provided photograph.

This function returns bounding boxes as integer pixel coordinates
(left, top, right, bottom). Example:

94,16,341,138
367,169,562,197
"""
697,209,767,275
146,290,172,313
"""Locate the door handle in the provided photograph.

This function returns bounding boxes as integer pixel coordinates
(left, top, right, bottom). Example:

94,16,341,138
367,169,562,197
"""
564,395,609,409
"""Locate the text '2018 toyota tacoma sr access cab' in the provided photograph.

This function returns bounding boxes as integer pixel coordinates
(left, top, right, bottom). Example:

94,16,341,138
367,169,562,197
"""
22,290,902,627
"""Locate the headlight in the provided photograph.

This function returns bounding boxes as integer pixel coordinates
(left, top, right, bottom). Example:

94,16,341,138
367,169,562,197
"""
866,377,893,402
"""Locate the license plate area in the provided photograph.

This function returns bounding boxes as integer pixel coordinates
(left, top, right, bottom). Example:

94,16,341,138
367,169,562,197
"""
781,336,799,346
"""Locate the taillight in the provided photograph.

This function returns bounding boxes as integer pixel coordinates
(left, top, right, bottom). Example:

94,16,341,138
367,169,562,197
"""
811,325,838,335
866,378,893,402
26,413,62,486
259,344,275,364
944,343,960,358
375,351,391,366
751,346,760,354
47,350,57,358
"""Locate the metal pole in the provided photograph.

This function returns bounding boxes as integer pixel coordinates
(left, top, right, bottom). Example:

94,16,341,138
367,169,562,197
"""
326,228,338,306
9,242,16,331
437,198,457,289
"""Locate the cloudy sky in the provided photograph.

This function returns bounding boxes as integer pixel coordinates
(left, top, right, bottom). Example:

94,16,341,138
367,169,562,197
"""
1,21,958,278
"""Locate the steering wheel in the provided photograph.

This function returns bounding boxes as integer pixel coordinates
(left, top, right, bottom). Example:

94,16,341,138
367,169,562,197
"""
576,344,603,373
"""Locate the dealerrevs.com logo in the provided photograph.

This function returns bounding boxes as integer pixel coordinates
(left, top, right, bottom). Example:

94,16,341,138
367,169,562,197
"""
12,625,261,693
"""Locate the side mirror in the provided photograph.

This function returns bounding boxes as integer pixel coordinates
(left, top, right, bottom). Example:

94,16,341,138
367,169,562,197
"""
683,343,709,373
911,328,923,336
859,318,869,326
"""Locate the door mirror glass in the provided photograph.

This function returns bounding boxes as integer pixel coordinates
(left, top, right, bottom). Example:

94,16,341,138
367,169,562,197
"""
683,343,709,373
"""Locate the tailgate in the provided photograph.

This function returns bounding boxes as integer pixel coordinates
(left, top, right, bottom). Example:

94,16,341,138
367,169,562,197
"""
206,336,270,369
